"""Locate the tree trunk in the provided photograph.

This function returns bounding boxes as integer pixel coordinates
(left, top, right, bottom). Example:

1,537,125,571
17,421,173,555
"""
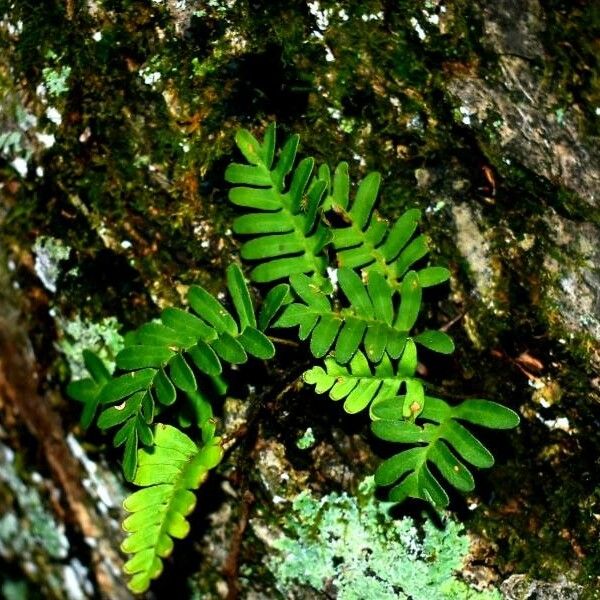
0,1,598,598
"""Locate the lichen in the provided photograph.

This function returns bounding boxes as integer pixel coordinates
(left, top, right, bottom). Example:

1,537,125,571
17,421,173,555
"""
295,427,316,450
0,444,69,561
268,478,500,600
32,235,71,293
55,314,123,379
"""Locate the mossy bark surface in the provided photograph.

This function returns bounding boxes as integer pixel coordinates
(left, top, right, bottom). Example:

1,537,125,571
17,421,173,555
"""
0,1,598,598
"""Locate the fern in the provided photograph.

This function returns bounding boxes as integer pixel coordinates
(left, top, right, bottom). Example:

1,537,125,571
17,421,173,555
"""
229,123,519,508
320,161,450,291
64,122,520,594
68,264,272,480
371,397,519,507
224,124,331,289
121,424,223,593
304,351,426,416
274,268,454,364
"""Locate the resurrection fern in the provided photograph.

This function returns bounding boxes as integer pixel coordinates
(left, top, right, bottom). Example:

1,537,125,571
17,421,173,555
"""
319,162,450,290
227,123,519,505
275,268,454,364
68,264,271,591
121,424,222,593
66,122,519,594
68,264,273,480
371,397,519,507
304,351,414,415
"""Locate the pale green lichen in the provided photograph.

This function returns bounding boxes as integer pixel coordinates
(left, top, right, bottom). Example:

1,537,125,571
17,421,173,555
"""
32,235,71,293
42,64,71,97
0,444,69,561
296,427,316,450
269,478,500,600
56,315,123,379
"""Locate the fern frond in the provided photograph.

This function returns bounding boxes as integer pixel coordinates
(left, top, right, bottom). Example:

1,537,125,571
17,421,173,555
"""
275,271,399,363
66,350,112,429
323,162,449,291
303,351,426,416
121,424,223,593
68,264,273,479
371,397,519,507
276,267,454,364
225,124,331,289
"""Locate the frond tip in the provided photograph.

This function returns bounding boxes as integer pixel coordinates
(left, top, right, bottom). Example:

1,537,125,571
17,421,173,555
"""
371,397,519,507
121,424,223,593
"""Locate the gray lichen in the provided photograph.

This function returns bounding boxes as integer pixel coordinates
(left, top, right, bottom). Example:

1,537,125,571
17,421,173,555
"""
268,478,500,600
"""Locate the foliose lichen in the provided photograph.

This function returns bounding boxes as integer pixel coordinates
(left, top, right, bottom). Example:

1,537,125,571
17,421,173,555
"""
56,314,123,379
269,478,500,600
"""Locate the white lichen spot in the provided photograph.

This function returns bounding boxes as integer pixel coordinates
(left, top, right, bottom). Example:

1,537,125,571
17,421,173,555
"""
140,67,162,86
10,156,28,177
327,107,342,120
361,11,383,22
410,17,426,41
352,152,367,168
36,132,56,148
326,266,338,289
46,106,62,125
33,236,71,293
67,434,119,513
308,1,331,30
62,562,88,600
79,127,92,142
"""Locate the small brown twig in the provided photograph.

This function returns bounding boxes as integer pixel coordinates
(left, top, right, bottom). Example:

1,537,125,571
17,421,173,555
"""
222,489,255,600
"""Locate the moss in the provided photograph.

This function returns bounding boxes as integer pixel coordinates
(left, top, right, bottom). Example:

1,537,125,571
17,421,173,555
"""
268,478,500,600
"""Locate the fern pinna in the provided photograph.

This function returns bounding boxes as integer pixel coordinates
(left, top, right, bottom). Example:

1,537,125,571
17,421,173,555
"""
226,123,519,507
68,264,271,592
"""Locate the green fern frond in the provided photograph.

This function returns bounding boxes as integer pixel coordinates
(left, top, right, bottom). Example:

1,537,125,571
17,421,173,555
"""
66,350,112,429
371,397,519,507
225,124,331,289
303,351,426,416
322,162,449,290
274,268,454,364
121,424,223,593
68,264,273,480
